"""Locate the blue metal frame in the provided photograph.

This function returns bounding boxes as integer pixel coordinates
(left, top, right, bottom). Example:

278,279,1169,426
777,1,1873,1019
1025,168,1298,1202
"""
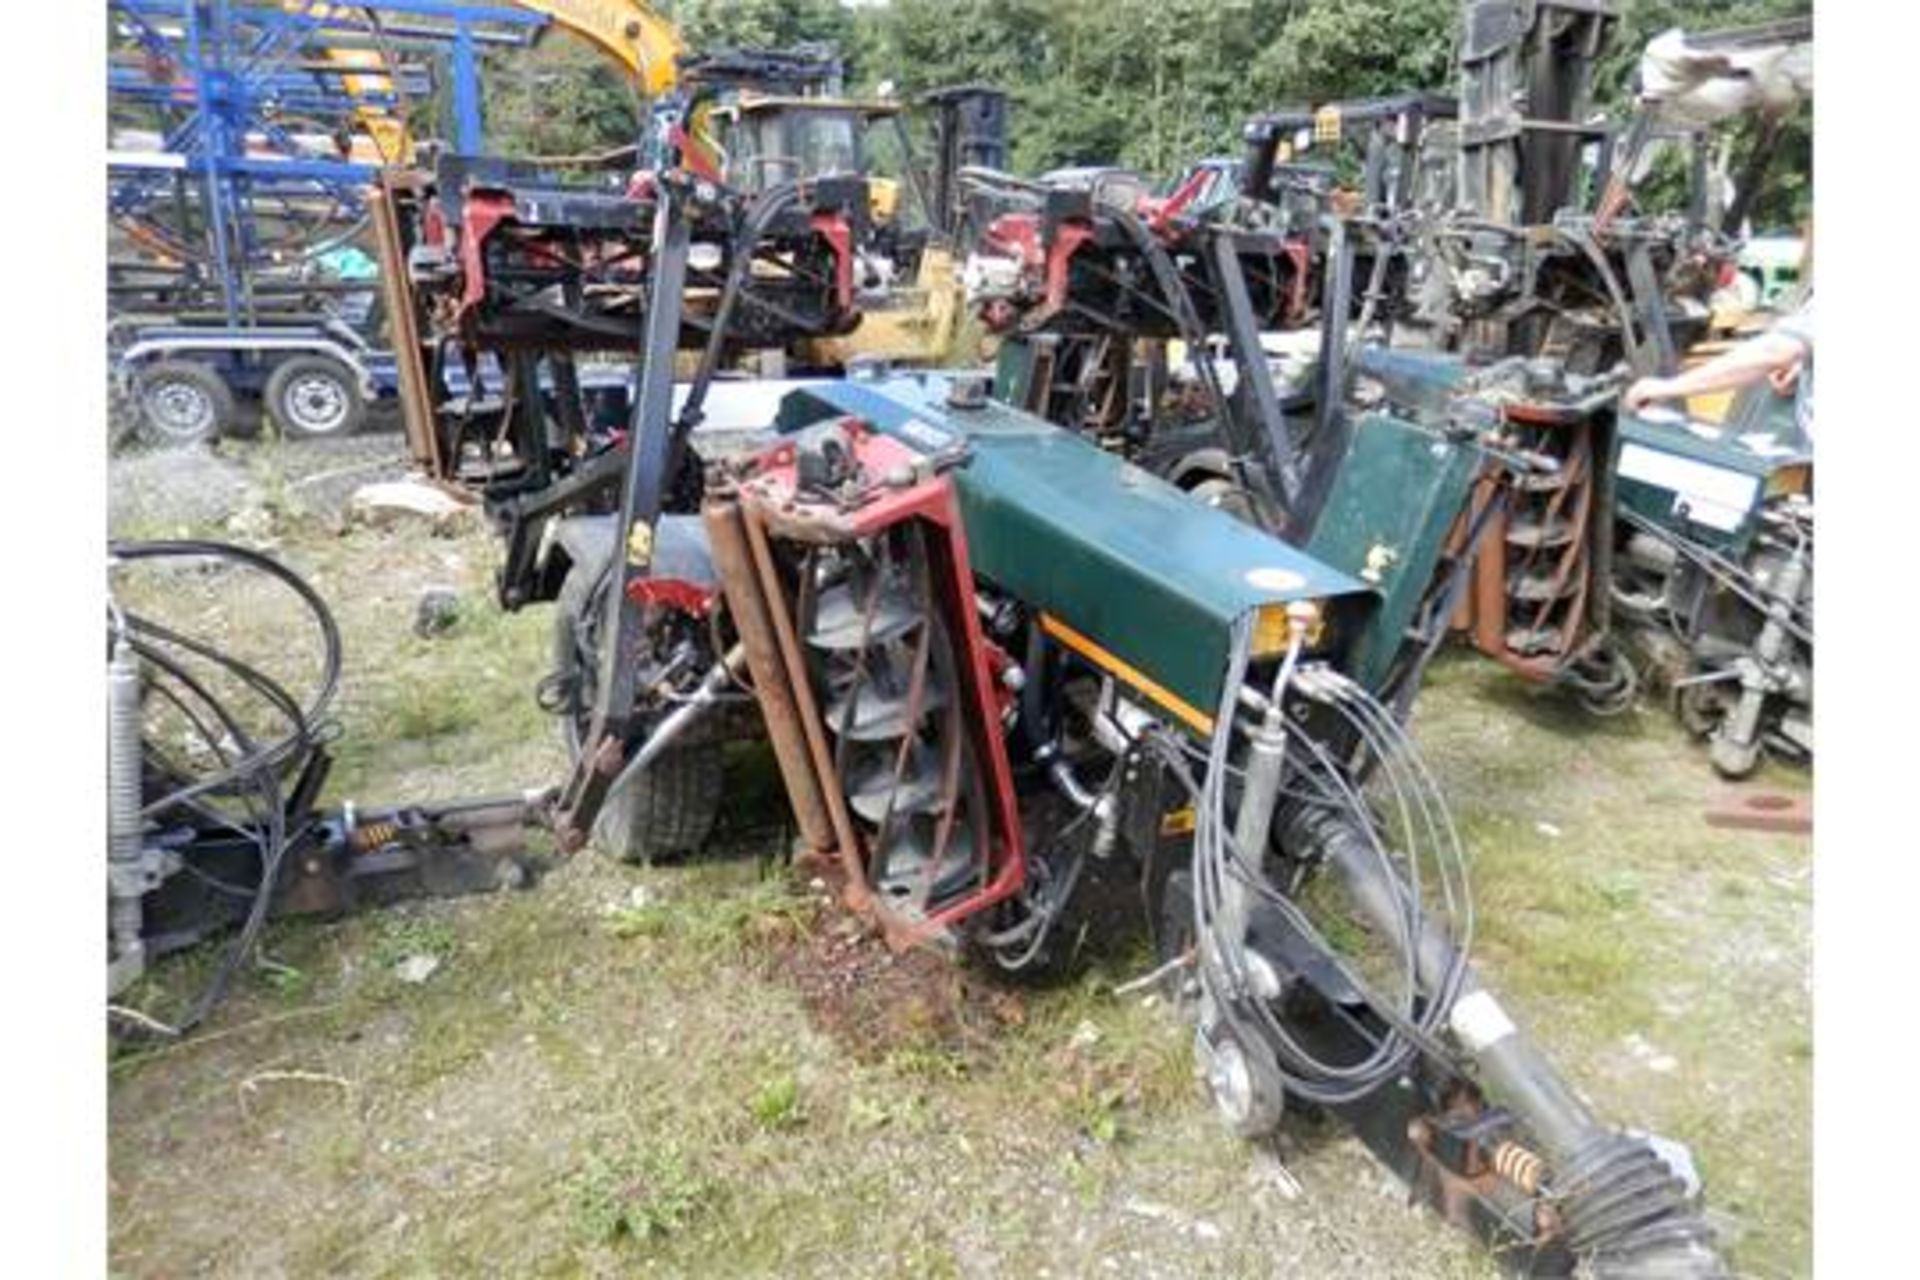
108,1,548,322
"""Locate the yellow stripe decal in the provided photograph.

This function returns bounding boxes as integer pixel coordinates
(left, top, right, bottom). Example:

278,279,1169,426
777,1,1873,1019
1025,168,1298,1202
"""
1039,613,1215,736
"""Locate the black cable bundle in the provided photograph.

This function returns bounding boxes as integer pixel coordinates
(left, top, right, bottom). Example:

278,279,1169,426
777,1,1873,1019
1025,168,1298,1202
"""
108,539,343,1038
1149,616,1474,1107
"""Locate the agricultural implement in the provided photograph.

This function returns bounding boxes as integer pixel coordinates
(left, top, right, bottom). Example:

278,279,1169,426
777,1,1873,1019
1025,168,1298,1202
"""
444,149,1730,1269
106,10,1755,1271
960,2,1812,765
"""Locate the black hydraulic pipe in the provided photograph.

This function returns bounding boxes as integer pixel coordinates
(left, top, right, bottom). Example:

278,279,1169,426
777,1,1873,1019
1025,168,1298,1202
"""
552,180,695,849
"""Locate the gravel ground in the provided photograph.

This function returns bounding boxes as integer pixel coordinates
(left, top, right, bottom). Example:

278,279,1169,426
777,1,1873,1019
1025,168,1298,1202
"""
108,413,409,536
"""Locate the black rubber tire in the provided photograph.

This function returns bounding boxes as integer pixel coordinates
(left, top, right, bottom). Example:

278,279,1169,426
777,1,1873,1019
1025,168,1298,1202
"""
553,560,723,864
263,354,367,439
134,359,234,445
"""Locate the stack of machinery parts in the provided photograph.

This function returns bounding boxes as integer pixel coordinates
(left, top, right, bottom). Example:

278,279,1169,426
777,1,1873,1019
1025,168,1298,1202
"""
107,540,545,1038
374,54,1010,491
366,92,1736,1266
960,1,1808,759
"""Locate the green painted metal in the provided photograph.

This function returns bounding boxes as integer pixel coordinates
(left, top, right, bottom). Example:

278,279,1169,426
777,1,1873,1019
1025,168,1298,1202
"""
1304,412,1485,691
778,374,1372,719
1615,394,1809,557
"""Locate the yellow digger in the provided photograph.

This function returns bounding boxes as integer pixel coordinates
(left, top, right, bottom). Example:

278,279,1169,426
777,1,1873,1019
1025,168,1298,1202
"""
499,2,1004,369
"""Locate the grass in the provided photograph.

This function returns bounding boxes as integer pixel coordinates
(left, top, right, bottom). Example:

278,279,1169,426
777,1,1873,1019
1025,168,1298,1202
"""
108,442,1810,1280
747,1073,806,1131
568,1141,719,1244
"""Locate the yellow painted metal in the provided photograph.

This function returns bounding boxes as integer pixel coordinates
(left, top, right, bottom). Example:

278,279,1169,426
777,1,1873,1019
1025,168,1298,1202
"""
511,0,685,99
294,3,413,163
799,245,965,368
1040,612,1216,736
1251,599,1325,657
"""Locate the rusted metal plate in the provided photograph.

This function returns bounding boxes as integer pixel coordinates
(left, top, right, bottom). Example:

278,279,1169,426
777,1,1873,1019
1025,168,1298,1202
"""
1704,790,1812,836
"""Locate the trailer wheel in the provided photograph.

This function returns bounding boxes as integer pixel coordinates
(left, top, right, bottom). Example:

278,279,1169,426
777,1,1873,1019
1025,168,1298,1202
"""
552,559,722,864
264,355,367,438
135,359,234,445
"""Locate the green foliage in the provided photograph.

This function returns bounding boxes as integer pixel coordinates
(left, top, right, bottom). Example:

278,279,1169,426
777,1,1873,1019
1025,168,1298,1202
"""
480,32,644,159
604,874,809,963
1255,0,1456,104
370,915,459,970
474,0,1812,227
746,1073,806,1130
856,0,1307,175
568,1141,715,1243
661,0,853,52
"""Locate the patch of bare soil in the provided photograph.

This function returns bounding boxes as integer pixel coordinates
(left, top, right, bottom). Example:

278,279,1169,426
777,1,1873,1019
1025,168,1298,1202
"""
753,871,1024,1064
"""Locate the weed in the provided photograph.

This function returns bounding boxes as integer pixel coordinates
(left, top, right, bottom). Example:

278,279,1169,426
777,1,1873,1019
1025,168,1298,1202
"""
370,915,459,970
387,682,480,741
258,958,311,1001
1072,1084,1127,1145
568,1141,716,1244
606,874,808,964
846,1094,892,1132
883,1044,970,1082
747,1073,805,1131
1596,879,1642,912
606,903,674,940
1061,1150,1108,1205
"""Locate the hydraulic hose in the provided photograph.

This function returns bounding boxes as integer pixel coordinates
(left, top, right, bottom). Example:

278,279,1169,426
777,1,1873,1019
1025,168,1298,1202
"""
107,540,343,1038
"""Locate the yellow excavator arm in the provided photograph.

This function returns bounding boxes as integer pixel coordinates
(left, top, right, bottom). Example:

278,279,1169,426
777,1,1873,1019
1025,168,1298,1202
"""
295,3,415,164
510,0,686,99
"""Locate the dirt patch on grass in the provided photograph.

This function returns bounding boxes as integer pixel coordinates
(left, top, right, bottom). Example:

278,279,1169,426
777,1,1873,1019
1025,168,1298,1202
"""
754,877,1024,1065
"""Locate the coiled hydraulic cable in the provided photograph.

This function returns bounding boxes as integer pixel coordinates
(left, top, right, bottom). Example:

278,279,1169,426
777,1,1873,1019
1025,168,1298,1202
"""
107,540,343,1038
1148,615,1473,1106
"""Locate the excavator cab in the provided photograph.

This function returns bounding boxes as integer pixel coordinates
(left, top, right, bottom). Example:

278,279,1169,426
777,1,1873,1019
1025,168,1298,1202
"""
715,96,904,228
721,99,868,188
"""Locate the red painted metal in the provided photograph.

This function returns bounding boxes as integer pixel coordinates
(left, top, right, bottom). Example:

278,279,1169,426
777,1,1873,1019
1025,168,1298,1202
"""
735,421,1028,945
807,209,856,312
1042,221,1096,319
455,191,516,315
625,576,717,618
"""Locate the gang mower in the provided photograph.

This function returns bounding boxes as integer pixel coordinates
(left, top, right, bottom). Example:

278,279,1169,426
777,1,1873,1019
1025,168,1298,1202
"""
453,146,1733,1272
273,17,1734,1269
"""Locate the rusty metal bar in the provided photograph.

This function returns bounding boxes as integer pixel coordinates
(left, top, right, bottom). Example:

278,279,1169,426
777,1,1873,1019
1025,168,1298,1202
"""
703,495,837,855
739,500,873,911
368,171,441,477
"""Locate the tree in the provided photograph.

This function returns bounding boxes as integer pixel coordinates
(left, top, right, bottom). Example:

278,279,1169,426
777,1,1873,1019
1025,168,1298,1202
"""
1253,0,1455,105
660,0,852,54
481,32,644,158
